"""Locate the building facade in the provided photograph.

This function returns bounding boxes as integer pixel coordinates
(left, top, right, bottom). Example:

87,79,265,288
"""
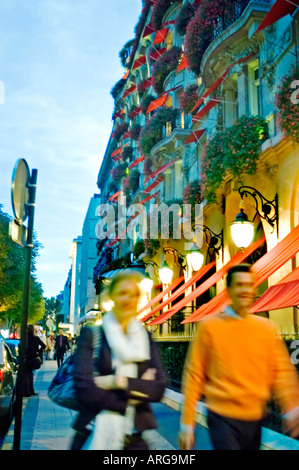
94,0,299,340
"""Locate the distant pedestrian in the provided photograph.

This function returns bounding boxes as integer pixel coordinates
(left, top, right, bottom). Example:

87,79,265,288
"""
55,329,70,368
45,333,55,360
24,324,46,397
72,270,167,450
178,264,299,451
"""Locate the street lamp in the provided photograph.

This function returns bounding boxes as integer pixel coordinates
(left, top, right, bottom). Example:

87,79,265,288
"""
186,241,205,272
159,259,173,285
140,272,154,294
230,186,278,249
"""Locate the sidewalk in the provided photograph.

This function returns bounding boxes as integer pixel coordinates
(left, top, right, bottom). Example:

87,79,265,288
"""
3,360,299,451
1,360,185,451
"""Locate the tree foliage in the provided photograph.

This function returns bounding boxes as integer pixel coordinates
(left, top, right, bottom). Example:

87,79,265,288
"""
0,205,44,329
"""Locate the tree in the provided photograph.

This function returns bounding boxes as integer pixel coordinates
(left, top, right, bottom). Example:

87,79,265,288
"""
0,205,44,330
43,296,62,332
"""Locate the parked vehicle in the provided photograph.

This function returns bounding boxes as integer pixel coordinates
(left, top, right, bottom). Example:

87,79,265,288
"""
0,338,18,436
5,339,20,363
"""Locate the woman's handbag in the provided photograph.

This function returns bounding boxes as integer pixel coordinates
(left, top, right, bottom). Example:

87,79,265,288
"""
48,326,101,411
33,354,42,370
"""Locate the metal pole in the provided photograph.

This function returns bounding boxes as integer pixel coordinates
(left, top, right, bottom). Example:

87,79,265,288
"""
13,169,38,451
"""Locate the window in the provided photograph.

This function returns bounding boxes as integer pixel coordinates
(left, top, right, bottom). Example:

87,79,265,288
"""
248,60,261,116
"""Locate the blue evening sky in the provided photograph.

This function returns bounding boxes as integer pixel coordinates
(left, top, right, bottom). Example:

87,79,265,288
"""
0,0,141,298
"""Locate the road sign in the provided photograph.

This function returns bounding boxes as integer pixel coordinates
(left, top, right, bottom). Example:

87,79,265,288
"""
11,158,30,223
9,219,27,247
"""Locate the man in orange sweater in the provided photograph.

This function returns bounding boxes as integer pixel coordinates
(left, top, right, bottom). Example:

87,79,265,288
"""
178,264,299,450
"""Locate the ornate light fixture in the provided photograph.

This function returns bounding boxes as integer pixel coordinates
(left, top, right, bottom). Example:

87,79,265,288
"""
192,224,224,261
230,186,278,249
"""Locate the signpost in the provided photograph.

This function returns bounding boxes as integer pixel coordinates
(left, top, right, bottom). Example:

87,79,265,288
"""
10,159,38,451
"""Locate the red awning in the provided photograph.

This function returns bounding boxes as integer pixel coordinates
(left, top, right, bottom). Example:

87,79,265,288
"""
191,71,229,113
148,237,266,325
184,129,206,145
110,148,123,161
255,0,299,33
132,55,147,70
140,77,152,91
112,109,125,120
108,190,122,202
144,175,164,194
144,158,179,183
153,28,169,45
123,84,136,98
251,267,299,313
143,23,155,37
146,94,169,114
138,276,185,318
138,191,159,204
140,262,216,322
177,53,188,72
184,224,299,323
191,53,255,114
149,47,167,62
191,99,219,124
129,155,145,169
129,106,141,119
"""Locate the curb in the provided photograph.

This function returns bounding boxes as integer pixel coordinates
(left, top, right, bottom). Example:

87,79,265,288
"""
162,388,299,451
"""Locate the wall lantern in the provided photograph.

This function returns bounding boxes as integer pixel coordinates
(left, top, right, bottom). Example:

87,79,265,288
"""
159,258,174,285
140,272,154,294
230,186,278,249
186,241,205,272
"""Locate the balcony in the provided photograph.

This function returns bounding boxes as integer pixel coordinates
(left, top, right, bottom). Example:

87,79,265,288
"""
212,0,271,40
161,109,192,139
201,0,273,82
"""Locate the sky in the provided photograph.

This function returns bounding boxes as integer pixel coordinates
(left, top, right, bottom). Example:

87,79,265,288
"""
0,0,142,298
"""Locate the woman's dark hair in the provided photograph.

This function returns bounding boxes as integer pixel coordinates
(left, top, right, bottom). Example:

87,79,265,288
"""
226,264,253,287
27,324,34,335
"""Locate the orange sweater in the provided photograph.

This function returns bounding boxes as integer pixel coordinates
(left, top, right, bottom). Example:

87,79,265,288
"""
181,313,299,425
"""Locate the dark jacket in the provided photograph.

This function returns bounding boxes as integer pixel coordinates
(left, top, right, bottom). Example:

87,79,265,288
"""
26,333,45,369
55,335,70,354
72,325,167,433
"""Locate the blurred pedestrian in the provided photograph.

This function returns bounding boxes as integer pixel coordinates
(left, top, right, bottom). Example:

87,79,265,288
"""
55,329,70,368
45,333,55,360
71,270,167,450
178,264,299,451
24,324,46,397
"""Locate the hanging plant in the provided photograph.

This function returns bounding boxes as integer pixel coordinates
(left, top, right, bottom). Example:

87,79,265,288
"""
184,5,212,75
152,0,181,31
175,2,197,37
140,94,156,114
112,121,129,142
129,123,141,141
133,240,146,259
183,180,203,224
122,146,134,162
184,0,249,75
152,46,182,94
139,107,176,156
201,115,268,203
111,162,127,182
111,78,127,100
179,84,199,114
143,156,154,177
275,65,299,143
